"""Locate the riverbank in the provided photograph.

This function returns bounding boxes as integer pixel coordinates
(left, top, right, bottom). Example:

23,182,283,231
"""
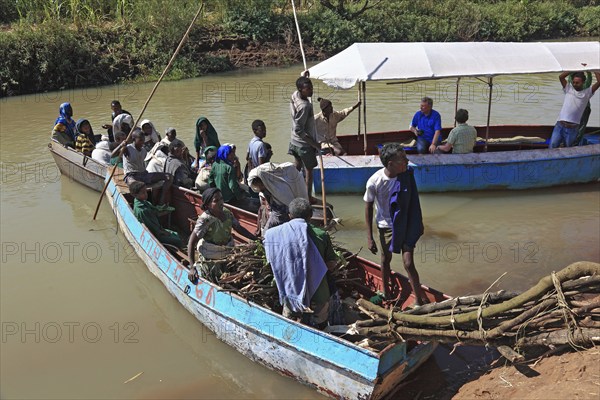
396,346,600,400
1,1,598,97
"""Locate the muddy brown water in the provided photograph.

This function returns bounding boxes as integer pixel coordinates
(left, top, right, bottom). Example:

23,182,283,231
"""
1,64,599,399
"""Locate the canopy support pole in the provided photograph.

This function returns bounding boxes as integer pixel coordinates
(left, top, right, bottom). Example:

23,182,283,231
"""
454,77,461,127
485,76,494,152
357,84,362,139
362,81,368,155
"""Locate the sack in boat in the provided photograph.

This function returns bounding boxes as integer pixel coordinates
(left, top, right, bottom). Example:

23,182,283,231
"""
197,239,233,260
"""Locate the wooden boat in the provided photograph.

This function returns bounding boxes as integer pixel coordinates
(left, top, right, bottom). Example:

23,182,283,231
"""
313,125,600,194
47,139,337,225
48,139,107,192
104,171,448,400
309,42,600,194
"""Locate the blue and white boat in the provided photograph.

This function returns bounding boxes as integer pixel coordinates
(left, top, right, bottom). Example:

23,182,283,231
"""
309,42,600,194
104,174,448,400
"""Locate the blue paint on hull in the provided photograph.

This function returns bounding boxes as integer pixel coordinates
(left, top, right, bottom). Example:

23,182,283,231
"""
314,145,600,194
104,177,436,399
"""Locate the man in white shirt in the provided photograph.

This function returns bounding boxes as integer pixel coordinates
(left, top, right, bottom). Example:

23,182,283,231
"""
549,71,600,148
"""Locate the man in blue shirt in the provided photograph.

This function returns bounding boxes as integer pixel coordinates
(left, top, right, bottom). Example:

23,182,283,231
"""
410,97,442,154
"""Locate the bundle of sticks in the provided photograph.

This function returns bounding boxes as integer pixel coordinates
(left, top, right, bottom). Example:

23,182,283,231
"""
204,242,359,310
352,261,600,356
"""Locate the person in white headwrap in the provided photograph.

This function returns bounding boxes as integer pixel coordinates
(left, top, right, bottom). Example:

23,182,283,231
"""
247,162,308,234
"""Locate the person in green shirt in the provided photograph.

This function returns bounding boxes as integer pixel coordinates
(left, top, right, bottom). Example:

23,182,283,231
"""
130,181,182,248
209,144,259,212
436,109,477,154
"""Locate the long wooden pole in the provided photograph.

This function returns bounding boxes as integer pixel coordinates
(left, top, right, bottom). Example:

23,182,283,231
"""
362,81,367,155
454,77,460,127
357,84,361,139
484,76,493,152
92,3,205,220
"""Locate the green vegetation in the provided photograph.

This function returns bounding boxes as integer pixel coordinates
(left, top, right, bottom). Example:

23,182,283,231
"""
1,0,598,97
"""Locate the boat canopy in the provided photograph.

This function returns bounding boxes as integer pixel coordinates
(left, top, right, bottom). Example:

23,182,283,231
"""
308,42,600,89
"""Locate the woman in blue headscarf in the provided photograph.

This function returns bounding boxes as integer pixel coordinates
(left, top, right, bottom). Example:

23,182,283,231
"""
193,117,220,169
51,103,76,147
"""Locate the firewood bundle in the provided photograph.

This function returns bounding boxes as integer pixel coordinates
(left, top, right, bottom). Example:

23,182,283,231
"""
353,261,600,355
207,242,359,310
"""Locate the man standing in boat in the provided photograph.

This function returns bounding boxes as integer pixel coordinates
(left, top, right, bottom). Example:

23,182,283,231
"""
549,71,600,148
364,143,428,305
314,97,361,156
410,96,442,154
264,198,338,329
289,76,321,204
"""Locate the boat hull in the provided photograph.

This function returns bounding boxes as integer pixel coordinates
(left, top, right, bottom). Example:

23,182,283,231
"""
48,140,107,192
104,176,439,399
315,144,600,194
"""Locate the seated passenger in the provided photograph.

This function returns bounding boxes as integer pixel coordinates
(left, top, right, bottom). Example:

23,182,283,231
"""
130,181,182,248
146,143,169,173
164,139,196,189
187,188,256,282
208,145,259,212
195,146,217,193
112,113,133,141
193,117,221,169
247,162,308,234
74,118,95,156
51,102,76,147
102,100,131,142
140,119,161,152
264,198,338,329
92,135,112,164
109,131,127,168
114,129,172,205
435,109,477,154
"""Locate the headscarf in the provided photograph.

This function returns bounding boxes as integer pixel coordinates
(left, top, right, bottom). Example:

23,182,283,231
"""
195,116,221,152
247,162,308,206
216,145,233,165
140,119,160,144
75,118,96,145
203,145,217,157
113,113,133,137
201,188,221,210
55,102,76,140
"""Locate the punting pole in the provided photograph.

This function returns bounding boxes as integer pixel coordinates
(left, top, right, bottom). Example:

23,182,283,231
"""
362,81,367,155
485,76,493,152
291,0,327,226
92,3,204,220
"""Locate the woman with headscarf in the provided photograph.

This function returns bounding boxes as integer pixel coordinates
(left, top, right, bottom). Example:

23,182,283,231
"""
74,118,95,156
193,117,221,169
248,162,309,234
186,188,256,283
51,102,76,147
112,113,134,140
140,119,161,152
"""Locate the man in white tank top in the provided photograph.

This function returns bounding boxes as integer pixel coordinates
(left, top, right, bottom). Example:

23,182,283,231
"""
549,71,600,148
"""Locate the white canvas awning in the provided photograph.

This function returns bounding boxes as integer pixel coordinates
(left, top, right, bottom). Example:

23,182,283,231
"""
308,42,600,89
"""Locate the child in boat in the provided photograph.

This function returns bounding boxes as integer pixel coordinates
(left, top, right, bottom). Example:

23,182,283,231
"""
364,143,428,306
130,181,182,248
74,118,95,156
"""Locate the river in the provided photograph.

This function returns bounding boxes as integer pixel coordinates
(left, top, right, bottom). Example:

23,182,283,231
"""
1,64,599,399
